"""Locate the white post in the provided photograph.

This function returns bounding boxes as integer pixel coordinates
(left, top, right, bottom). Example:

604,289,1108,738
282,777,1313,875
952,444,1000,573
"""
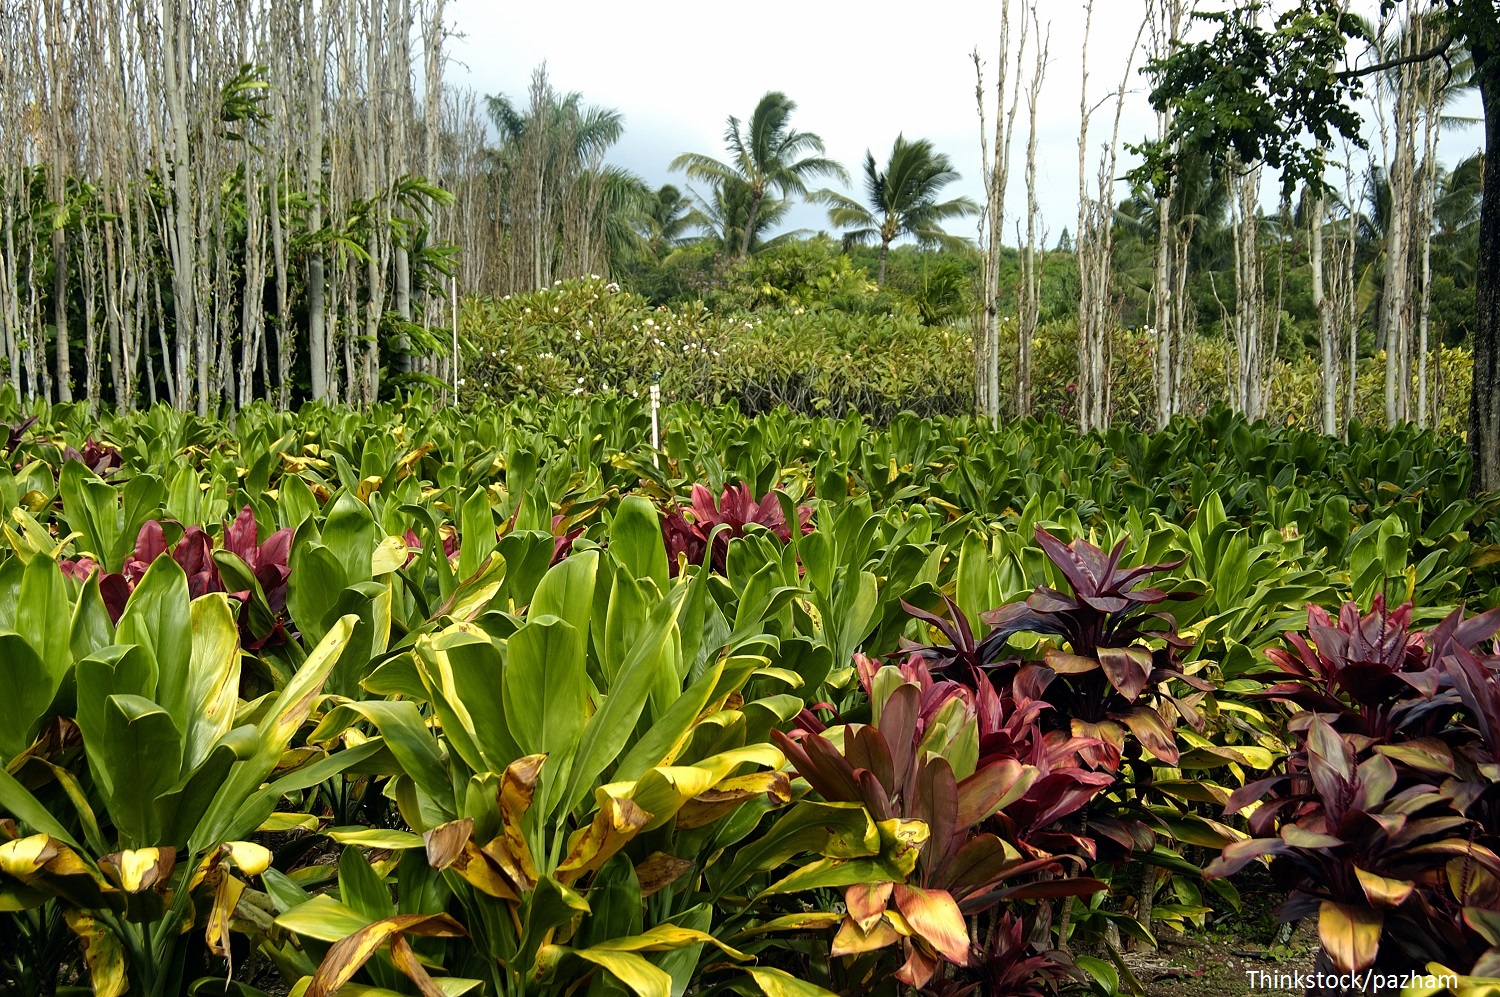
451,275,459,405
649,383,660,468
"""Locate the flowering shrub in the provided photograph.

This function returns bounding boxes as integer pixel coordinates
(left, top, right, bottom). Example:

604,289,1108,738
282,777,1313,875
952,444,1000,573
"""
461,277,1475,431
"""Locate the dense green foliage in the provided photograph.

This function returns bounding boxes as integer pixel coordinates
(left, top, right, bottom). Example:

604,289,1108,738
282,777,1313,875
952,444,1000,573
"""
462,276,1474,433
0,390,1495,995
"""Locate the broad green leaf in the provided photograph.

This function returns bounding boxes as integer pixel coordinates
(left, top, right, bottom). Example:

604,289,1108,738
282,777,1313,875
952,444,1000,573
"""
288,540,347,646
504,616,586,758
742,967,839,997
19,554,72,686
0,636,53,760
458,486,495,582
276,894,371,942
531,550,600,647
610,496,669,594
324,491,377,585
101,693,184,847
563,586,688,815
191,615,357,851
115,556,192,719
417,625,522,773
181,594,242,771
69,571,114,664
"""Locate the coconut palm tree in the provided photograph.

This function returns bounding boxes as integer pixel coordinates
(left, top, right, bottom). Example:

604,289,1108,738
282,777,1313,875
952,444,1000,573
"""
671,91,847,258
821,135,977,284
639,184,694,260
680,176,802,254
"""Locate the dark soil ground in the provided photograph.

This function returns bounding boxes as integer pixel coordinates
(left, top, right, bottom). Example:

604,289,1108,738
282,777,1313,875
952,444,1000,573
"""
1122,921,1318,997
1100,864,1320,997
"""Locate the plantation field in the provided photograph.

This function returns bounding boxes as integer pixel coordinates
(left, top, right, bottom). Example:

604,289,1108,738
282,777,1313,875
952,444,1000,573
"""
0,390,1498,997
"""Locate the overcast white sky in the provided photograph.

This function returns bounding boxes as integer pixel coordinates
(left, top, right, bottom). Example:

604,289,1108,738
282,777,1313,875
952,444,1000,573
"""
445,0,1484,249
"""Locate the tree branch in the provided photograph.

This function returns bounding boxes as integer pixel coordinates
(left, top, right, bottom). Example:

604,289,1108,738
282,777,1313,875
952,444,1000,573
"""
1337,33,1456,79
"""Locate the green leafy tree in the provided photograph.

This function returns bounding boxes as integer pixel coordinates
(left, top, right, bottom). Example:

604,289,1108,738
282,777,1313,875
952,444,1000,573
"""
821,135,977,285
1130,0,1500,492
671,91,848,258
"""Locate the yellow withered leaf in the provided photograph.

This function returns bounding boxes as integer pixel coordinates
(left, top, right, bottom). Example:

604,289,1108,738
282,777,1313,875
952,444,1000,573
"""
498,754,546,885
676,771,792,829
450,840,522,901
557,795,652,884
634,852,694,898
390,933,447,997
892,884,969,967
0,834,58,879
305,913,467,997
64,910,127,997
830,914,901,957
1355,867,1414,909
205,872,245,958
99,848,176,893
423,819,473,871
844,881,893,932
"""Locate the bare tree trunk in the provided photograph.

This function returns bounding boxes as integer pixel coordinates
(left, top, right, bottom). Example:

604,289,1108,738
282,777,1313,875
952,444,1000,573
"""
1469,44,1500,492
971,1,1020,427
1415,52,1441,430
1017,2,1048,422
1230,162,1266,419
1075,1,1144,432
1380,12,1421,427
305,0,329,401
1148,0,1187,428
1312,194,1338,435
1074,0,1094,432
44,0,72,403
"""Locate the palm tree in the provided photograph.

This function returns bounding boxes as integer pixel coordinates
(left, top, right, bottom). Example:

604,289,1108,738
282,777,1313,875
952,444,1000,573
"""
680,176,802,254
638,184,693,260
821,135,977,284
486,66,629,288
671,91,848,258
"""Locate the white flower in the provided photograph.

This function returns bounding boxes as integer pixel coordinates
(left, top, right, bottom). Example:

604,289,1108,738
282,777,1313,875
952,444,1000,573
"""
457,378,466,386
574,331,582,340
573,387,584,394
524,307,531,314
577,377,584,384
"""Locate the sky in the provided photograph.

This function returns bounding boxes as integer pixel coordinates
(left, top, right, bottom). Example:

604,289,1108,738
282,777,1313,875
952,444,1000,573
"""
445,0,1485,249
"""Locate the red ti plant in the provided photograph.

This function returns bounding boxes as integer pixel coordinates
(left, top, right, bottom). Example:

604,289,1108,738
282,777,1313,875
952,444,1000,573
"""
60,438,123,477
1209,599,1500,977
62,507,293,646
915,528,1208,772
661,482,812,574
402,525,460,566
772,652,1108,991
1258,594,1454,742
